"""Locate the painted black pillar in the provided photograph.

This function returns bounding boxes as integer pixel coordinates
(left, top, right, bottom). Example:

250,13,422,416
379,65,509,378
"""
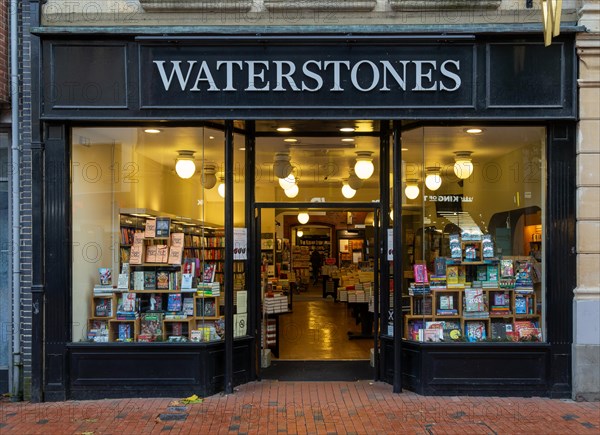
392,120,403,393
224,120,234,394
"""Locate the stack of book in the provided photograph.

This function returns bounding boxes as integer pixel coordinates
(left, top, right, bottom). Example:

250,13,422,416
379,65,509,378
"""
429,276,447,289
197,282,220,296
263,294,288,313
409,282,431,296
490,291,511,315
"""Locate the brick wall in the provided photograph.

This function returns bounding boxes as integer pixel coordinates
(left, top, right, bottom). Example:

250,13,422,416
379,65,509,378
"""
0,1,8,103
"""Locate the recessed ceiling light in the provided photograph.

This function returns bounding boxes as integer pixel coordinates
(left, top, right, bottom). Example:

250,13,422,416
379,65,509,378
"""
340,127,355,132
277,127,293,132
239,147,246,151
341,138,355,142
284,138,298,143
464,128,484,134
144,128,161,134
209,136,215,139
401,148,409,151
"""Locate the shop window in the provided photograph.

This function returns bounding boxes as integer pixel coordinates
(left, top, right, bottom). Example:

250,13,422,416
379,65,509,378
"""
401,126,545,344
71,126,247,344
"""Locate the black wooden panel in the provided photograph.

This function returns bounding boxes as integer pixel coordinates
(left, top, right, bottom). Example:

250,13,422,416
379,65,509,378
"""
47,43,128,108
401,343,422,393
71,350,200,385
486,43,567,108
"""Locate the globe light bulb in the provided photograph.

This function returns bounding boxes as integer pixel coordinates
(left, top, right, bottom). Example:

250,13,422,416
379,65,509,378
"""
405,180,420,200
354,151,375,180
425,167,442,191
284,184,299,198
297,212,309,224
453,151,474,180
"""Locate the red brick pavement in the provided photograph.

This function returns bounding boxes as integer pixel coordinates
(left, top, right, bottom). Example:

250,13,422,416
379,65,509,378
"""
0,381,599,434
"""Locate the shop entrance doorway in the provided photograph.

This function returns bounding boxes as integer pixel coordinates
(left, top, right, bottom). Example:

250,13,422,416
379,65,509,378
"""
254,205,382,381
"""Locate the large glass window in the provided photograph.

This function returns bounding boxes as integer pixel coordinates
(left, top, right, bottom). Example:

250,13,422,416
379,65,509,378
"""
72,126,246,343
401,126,545,343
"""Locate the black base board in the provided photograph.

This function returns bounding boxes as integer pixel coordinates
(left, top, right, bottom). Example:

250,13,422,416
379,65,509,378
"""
261,360,373,381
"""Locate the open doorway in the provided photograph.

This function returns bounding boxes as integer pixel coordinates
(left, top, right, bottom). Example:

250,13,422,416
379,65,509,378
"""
257,206,380,380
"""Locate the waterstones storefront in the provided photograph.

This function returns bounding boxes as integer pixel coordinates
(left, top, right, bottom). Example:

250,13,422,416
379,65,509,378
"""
31,32,576,401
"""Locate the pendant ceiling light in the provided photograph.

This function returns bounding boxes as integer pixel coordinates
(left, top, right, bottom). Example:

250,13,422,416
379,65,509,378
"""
278,174,296,190
453,151,474,180
297,212,309,224
425,166,442,191
341,180,357,199
273,152,293,179
217,175,225,198
347,168,364,190
284,184,299,198
404,179,420,200
201,163,217,189
175,150,196,179
354,151,374,180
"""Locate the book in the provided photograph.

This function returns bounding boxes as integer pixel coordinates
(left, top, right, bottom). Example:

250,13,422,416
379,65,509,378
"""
156,244,169,263
425,321,445,341
439,295,454,310
443,320,462,340
146,245,158,263
446,265,459,285
202,263,216,283
155,217,171,238
477,265,488,282
155,271,169,289
515,296,527,314
500,259,514,278
167,293,182,312
199,299,217,317
464,288,485,312
449,234,461,258
434,257,446,277
140,312,163,340
143,271,156,290
413,264,429,283
121,293,137,312
491,322,512,339
482,234,494,258
168,246,183,265
148,293,163,311
133,271,145,291
487,265,499,283
95,298,112,317
118,323,132,341
171,232,185,248
466,321,486,342
181,273,194,290
183,298,194,316
117,273,130,290
144,218,156,238
98,268,112,286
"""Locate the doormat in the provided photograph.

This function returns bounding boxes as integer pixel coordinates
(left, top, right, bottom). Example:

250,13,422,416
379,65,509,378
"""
260,360,373,381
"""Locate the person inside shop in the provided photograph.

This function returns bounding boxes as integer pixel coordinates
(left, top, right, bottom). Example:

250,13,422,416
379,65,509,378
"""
310,248,323,285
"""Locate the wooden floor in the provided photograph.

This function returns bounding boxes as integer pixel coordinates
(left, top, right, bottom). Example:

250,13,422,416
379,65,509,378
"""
275,282,373,360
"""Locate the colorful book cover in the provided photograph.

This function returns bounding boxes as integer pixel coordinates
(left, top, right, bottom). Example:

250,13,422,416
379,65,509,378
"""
466,321,486,342
98,268,112,286
118,323,132,340
140,312,163,339
487,265,499,282
144,271,156,290
434,257,446,277
464,288,484,312
121,293,136,312
167,293,182,312
144,218,156,238
413,264,429,283
155,271,170,289
500,259,514,278
183,298,194,316
155,217,171,238
477,265,488,282
156,244,169,263
446,266,459,285
443,321,462,341
515,296,527,314
457,266,466,284
439,295,454,310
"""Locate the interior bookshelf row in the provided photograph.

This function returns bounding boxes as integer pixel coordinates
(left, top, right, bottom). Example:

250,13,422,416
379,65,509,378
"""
87,209,249,343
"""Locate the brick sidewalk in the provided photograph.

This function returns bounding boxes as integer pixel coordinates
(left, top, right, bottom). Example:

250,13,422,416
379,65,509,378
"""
1,381,599,434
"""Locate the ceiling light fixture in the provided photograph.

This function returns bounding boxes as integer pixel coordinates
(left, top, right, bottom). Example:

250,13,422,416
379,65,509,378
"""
144,128,161,134
297,212,309,225
273,152,293,179
464,127,484,135
296,230,303,238
201,163,217,189
347,168,364,190
354,151,375,180
284,138,298,143
405,179,420,200
277,127,293,132
425,166,442,191
340,127,355,132
175,150,196,179
217,175,225,198
341,180,357,199
284,184,299,198
341,138,355,142
454,151,474,180
278,174,296,190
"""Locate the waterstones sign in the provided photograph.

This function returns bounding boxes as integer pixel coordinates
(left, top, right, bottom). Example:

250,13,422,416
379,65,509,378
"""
139,44,475,109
